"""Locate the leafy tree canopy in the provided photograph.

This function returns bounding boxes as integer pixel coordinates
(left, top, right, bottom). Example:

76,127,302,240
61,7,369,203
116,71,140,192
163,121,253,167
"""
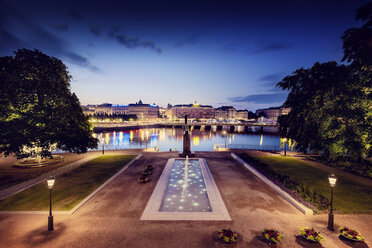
342,2,372,68
0,49,98,158
276,3,371,162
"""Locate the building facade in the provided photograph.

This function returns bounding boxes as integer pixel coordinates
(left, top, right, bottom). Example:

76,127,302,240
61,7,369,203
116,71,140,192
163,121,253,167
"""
255,106,291,122
168,102,215,120
83,100,159,120
236,110,249,121
215,106,236,120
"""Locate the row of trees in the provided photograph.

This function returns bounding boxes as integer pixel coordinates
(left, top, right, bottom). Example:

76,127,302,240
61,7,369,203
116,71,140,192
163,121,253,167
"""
278,3,371,162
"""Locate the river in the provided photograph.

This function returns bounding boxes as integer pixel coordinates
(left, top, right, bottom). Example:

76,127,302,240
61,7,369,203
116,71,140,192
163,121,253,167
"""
93,126,283,152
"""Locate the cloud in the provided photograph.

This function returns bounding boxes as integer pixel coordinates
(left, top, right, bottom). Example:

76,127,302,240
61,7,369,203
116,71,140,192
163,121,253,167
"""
174,34,201,47
51,24,68,32
228,93,288,104
107,29,162,54
0,18,101,73
258,73,283,82
89,25,101,37
252,42,294,54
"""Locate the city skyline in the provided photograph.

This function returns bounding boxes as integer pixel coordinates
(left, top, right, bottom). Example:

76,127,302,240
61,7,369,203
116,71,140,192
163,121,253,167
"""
0,0,366,111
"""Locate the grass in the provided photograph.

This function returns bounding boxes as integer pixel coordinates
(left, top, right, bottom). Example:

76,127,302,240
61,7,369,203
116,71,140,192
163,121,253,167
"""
240,154,372,213
0,155,136,211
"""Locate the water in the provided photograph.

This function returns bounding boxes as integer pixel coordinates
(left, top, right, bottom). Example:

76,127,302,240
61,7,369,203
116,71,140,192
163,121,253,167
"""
93,127,282,151
159,158,211,212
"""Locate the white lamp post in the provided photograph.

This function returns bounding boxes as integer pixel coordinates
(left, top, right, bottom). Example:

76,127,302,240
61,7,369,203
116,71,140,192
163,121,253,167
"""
328,174,337,231
47,176,55,231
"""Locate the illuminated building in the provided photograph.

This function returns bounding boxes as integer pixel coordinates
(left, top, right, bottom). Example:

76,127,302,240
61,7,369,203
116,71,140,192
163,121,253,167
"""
82,100,159,120
215,106,236,120
255,106,291,122
236,110,249,121
168,102,215,120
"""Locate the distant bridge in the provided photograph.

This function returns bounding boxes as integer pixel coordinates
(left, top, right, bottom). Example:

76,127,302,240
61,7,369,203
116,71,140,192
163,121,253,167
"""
93,122,279,132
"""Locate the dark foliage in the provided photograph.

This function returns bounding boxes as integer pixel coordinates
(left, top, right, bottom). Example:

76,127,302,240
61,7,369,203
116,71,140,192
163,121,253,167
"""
276,4,371,162
0,49,97,158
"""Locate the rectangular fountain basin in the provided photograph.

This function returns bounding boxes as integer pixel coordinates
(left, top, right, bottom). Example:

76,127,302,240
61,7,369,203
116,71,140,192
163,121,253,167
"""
141,158,231,220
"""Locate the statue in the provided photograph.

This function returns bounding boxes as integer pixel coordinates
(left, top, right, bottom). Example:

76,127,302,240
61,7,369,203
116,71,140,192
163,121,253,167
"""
180,114,193,157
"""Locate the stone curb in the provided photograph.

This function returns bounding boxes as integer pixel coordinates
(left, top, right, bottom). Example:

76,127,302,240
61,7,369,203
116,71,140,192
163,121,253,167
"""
231,153,313,215
0,154,142,215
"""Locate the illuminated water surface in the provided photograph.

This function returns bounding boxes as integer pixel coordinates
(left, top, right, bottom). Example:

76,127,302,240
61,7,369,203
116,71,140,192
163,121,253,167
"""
93,127,281,151
159,159,211,212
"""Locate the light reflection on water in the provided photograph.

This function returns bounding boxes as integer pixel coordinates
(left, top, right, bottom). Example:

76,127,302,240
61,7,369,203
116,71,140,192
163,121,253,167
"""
93,127,281,151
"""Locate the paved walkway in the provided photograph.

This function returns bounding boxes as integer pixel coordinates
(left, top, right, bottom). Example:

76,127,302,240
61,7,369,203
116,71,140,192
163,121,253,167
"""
0,152,371,247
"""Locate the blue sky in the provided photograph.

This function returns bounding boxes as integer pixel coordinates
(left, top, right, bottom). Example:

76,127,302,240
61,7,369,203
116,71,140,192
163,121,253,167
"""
0,0,367,111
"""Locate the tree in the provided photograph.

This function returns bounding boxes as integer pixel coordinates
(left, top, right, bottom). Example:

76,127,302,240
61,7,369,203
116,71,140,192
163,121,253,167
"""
0,49,97,159
247,111,258,119
257,111,267,118
342,2,372,68
277,61,370,161
276,4,371,162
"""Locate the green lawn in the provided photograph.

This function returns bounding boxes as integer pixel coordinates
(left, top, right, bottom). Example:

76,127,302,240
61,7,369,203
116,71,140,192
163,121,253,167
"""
240,154,372,213
0,155,136,211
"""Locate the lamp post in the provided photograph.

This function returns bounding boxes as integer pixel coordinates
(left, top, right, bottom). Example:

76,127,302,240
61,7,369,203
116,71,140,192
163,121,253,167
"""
101,136,105,155
47,176,55,231
327,174,337,231
283,138,288,156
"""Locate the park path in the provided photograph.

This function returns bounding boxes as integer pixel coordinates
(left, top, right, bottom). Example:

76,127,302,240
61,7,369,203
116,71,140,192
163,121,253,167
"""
0,152,371,248
0,154,100,201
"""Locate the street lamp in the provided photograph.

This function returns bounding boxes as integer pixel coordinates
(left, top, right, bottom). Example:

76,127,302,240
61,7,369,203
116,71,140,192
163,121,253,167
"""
47,176,55,231
327,174,337,231
101,136,105,155
283,138,288,156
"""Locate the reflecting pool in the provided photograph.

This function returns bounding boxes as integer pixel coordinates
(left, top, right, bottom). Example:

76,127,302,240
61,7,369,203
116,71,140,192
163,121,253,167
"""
160,158,211,212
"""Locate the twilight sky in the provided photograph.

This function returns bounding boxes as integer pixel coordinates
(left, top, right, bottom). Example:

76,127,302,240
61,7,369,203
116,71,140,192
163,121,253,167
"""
0,0,367,111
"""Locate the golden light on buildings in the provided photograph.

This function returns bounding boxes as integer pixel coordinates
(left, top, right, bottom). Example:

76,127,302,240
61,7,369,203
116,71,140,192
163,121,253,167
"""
159,128,166,141
193,136,200,146
119,132,123,142
130,130,134,141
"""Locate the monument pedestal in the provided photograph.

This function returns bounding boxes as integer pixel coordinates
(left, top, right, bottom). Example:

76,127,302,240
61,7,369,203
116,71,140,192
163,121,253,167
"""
179,131,195,157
